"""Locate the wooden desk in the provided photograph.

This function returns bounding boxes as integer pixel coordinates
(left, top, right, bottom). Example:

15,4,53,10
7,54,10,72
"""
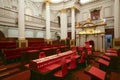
21,50,40,65
85,65,106,80
29,50,80,80
105,52,118,57
95,58,110,72
41,47,58,56
29,51,75,73
100,55,111,61
96,58,110,66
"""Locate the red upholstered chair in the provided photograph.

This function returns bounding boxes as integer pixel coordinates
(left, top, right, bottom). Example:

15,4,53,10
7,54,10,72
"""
39,52,46,58
68,56,77,70
53,58,68,78
78,46,83,53
85,41,90,48
87,48,92,55
79,51,86,63
71,46,78,55
78,51,86,67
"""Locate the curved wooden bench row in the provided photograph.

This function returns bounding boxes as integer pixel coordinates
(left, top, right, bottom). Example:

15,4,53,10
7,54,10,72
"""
1,45,69,64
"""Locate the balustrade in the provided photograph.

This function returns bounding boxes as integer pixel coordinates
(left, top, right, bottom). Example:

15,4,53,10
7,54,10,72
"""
0,7,59,27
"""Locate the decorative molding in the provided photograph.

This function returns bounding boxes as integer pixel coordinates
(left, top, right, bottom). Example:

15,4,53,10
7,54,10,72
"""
89,6,102,12
103,6,112,18
60,8,67,13
17,39,28,48
82,12,89,21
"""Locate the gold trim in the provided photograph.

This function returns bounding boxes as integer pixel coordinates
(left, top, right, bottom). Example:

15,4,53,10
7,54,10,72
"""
70,39,75,47
17,39,28,48
18,38,25,40
45,39,52,44
44,0,50,5
113,38,120,49
60,39,67,44
71,6,75,10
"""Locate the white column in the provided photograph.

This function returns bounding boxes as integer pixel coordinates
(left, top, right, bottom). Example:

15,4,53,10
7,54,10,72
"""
45,1,51,40
18,0,25,40
60,9,67,39
71,7,75,40
114,0,120,38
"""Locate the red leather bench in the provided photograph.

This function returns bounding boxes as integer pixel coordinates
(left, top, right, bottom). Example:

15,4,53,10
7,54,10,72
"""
0,41,17,49
2,48,21,63
2,47,39,64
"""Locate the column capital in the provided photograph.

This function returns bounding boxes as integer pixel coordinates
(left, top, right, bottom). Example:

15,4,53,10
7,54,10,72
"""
60,8,67,13
71,6,76,10
44,0,50,5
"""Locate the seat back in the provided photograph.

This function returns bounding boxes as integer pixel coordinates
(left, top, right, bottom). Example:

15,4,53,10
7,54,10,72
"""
56,49,61,54
87,48,92,55
68,56,76,69
79,51,86,63
39,52,46,58
71,46,77,51
71,46,77,54
61,58,67,76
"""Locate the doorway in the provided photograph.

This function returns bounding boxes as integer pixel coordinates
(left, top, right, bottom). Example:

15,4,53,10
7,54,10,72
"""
105,34,112,50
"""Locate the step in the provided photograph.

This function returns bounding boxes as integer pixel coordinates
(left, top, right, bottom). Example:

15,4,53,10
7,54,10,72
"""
0,58,4,66
2,70,30,80
0,62,21,72
0,61,4,66
0,68,20,78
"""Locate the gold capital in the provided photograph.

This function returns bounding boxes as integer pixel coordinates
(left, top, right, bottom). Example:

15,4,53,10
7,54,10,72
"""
71,6,75,10
60,9,67,13
44,0,50,5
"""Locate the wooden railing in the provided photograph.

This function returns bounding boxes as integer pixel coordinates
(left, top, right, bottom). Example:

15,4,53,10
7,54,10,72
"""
0,7,59,27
